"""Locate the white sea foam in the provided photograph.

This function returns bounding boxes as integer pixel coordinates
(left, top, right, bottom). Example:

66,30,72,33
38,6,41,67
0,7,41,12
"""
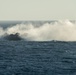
0,27,5,37
0,20,76,41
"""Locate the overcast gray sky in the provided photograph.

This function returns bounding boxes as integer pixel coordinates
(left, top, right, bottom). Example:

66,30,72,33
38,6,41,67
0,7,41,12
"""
0,0,76,20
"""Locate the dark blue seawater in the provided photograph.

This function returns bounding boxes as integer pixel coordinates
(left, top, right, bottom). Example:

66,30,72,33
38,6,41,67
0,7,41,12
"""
0,40,76,75
0,21,76,75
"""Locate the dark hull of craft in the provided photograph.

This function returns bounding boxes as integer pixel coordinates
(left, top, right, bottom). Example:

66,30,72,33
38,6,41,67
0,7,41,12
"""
4,33,22,41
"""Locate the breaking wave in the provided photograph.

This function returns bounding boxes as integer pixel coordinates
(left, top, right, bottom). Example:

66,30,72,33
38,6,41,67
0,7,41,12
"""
0,20,76,41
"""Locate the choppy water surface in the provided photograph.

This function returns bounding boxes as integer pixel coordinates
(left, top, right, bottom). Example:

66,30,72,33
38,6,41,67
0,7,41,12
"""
0,40,76,75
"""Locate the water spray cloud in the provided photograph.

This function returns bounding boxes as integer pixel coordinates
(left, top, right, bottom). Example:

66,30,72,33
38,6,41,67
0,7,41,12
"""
0,20,76,41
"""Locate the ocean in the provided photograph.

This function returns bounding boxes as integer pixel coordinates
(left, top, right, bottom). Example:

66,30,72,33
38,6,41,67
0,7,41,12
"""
0,20,76,75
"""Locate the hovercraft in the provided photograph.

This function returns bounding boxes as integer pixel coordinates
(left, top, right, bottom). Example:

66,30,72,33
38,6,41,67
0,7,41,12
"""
4,33,22,41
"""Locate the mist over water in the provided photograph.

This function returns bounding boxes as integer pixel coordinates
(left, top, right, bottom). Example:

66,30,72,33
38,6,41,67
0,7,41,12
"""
0,20,76,41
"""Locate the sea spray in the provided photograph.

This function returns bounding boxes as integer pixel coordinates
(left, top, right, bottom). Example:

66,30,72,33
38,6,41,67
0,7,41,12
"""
0,27,5,37
0,20,76,41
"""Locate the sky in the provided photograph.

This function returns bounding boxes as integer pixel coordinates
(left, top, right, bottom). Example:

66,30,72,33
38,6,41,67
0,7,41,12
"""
0,0,76,20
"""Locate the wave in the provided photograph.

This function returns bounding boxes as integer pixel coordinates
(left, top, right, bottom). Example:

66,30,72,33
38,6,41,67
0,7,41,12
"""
0,20,76,41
